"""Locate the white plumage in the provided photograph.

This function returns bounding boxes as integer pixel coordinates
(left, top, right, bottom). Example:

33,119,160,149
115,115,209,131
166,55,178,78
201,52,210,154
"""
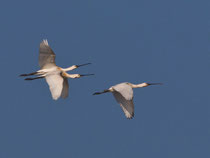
20,39,93,100
93,82,162,119
45,74,64,100
113,83,133,100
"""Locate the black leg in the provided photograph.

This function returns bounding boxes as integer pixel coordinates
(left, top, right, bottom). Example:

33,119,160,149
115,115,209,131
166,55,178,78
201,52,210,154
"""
93,89,110,95
20,72,37,77
25,76,44,80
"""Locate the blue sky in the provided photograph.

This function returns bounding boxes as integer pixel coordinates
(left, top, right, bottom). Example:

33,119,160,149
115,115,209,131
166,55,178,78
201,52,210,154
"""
0,0,209,157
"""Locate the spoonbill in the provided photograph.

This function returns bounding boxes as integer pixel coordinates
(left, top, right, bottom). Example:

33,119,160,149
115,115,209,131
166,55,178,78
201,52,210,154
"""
20,39,94,100
93,82,162,119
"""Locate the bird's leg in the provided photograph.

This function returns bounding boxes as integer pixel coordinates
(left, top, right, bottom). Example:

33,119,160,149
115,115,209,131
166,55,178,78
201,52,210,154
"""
20,70,47,77
93,89,110,95
61,63,91,72
62,72,94,78
24,76,45,80
23,73,46,80
20,72,38,77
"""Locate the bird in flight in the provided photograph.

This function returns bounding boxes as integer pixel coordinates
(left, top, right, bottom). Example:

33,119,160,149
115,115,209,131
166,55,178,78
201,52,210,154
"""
93,82,162,119
20,39,94,100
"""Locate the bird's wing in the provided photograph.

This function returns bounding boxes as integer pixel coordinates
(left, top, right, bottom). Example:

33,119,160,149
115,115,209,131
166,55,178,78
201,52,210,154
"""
112,83,134,119
45,74,63,100
113,83,133,100
61,77,69,98
112,91,134,119
39,40,56,68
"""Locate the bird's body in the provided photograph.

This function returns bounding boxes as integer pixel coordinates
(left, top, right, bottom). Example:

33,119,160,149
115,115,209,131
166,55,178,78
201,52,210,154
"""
93,82,162,119
20,39,93,100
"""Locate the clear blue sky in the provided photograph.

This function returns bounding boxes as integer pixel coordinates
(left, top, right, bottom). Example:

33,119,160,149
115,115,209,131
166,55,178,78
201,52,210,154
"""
0,0,209,158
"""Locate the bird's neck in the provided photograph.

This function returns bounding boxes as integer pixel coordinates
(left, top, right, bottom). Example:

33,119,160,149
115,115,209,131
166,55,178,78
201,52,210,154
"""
62,72,80,78
61,66,76,72
131,83,148,88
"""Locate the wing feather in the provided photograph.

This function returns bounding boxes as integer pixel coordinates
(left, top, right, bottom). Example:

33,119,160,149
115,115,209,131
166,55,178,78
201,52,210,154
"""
39,40,56,68
45,74,63,100
113,83,133,100
112,91,134,119
61,78,69,98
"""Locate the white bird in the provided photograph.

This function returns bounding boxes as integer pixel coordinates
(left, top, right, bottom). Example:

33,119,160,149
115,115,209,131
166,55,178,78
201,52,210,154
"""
20,39,93,100
93,82,162,119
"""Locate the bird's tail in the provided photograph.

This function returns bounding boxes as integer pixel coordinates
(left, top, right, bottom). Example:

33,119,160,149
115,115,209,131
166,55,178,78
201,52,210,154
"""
93,89,110,95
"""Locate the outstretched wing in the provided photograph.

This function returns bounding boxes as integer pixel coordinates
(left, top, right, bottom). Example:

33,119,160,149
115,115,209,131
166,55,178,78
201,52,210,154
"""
112,91,134,119
61,77,69,98
112,83,134,119
45,74,63,100
39,39,56,68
